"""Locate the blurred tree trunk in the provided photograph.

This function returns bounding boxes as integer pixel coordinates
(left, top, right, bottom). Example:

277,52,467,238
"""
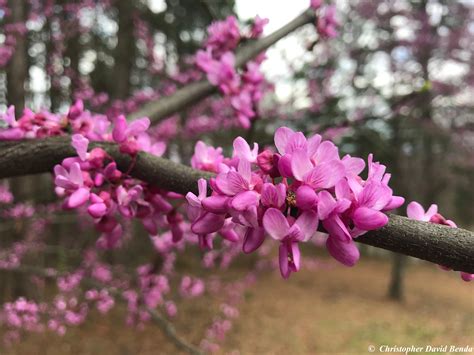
387,0,439,302
1,0,29,302
388,253,407,300
113,0,135,100
6,0,28,115
387,117,407,301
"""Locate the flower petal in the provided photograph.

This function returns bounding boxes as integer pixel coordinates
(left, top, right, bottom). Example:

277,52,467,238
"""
307,134,322,157
126,117,150,137
202,195,229,214
291,149,314,181
383,196,405,211
290,241,301,271
242,227,265,253
112,115,128,143
262,208,290,240
233,136,258,162
279,243,290,279
285,132,307,154
342,155,365,176
277,154,293,178
231,190,259,211
406,201,426,221
72,134,89,161
326,237,359,267
68,187,90,208
215,171,247,196
261,183,286,208
313,141,339,163
317,190,337,220
358,181,392,210
88,203,107,218
425,204,438,221
296,185,318,210
191,212,225,234
304,160,345,190
274,127,294,154
322,215,351,242
293,210,318,241
69,163,84,186
353,207,388,230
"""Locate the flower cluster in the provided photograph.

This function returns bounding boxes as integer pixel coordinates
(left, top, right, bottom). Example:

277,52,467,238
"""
310,1,339,39
195,16,268,129
187,127,405,278
406,201,473,282
54,130,179,249
0,102,181,251
0,183,13,204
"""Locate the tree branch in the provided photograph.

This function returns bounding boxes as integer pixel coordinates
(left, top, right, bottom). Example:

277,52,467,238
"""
129,9,316,122
0,137,212,196
1,137,473,273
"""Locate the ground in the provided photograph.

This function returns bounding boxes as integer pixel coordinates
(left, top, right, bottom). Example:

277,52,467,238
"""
3,256,474,355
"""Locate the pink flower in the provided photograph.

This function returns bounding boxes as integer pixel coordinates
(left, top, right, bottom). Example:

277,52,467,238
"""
136,134,167,157
191,141,224,173
256,149,280,177
116,185,150,218
310,0,322,10
197,50,240,95
274,127,340,178
71,134,89,161
317,5,339,39
407,201,438,222
112,115,151,155
260,183,286,209
232,136,258,163
263,208,318,278
350,181,392,231
243,62,264,85
68,100,84,121
206,16,240,52
0,106,24,140
406,201,470,282
87,193,108,218
54,163,90,208
180,276,205,298
326,236,360,267
186,179,226,247
215,159,261,212
231,91,255,129
208,52,240,95
250,16,269,38
291,149,345,189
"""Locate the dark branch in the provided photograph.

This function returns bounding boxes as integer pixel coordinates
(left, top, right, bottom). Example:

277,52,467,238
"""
1,137,473,273
129,9,316,122
0,137,211,196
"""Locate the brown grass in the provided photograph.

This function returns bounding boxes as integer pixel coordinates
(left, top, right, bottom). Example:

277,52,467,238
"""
3,257,474,355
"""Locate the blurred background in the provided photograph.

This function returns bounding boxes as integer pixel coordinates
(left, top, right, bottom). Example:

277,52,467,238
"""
0,0,473,354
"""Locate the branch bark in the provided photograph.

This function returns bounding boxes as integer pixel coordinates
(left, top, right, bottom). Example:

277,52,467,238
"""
1,137,473,274
129,9,316,122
